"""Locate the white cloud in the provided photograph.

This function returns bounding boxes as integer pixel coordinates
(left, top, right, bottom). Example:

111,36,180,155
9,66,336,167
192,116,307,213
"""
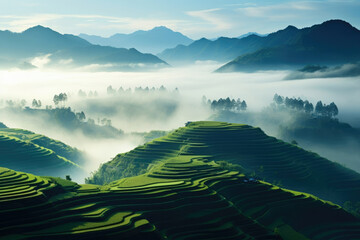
239,2,316,20
30,54,51,68
0,14,63,32
59,59,73,65
186,8,233,31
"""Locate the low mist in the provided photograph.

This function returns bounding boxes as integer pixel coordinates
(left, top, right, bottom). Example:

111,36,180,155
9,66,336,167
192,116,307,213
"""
1,62,359,178
285,62,360,80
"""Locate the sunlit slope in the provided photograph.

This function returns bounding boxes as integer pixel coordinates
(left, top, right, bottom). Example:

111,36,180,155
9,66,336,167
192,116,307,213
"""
0,128,83,177
1,158,360,240
88,121,360,205
0,167,67,208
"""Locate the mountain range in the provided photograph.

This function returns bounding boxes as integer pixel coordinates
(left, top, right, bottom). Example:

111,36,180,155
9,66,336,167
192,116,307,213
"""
217,20,360,72
158,20,360,72
0,20,359,72
79,26,193,54
0,25,166,71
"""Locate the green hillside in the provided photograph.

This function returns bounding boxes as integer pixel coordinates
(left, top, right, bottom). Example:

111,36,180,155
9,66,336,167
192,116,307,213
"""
0,128,86,165
0,128,84,178
1,156,360,239
87,121,360,206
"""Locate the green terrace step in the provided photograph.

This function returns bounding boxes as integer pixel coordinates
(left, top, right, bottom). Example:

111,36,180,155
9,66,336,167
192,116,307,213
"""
0,129,85,178
87,121,360,210
1,156,360,239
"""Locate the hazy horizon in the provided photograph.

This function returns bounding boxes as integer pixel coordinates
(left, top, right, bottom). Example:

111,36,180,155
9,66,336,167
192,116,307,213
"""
1,0,359,39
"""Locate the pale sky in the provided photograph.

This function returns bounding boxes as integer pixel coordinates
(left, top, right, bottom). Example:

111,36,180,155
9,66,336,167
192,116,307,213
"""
0,0,359,39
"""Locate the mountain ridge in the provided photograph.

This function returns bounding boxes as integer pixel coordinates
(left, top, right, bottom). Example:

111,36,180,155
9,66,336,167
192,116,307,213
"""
0,25,167,71
159,19,360,69
217,19,360,72
79,26,193,54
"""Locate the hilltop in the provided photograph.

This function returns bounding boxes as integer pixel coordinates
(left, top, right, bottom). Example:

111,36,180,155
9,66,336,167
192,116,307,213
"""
79,26,193,54
0,127,86,179
87,121,360,206
0,25,167,71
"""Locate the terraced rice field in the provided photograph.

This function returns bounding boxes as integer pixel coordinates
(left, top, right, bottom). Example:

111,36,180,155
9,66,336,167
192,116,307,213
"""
0,129,83,177
89,121,360,206
1,155,360,240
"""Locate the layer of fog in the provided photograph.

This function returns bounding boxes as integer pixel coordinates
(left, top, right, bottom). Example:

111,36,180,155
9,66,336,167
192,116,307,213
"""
0,62,359,178
285,62,360,80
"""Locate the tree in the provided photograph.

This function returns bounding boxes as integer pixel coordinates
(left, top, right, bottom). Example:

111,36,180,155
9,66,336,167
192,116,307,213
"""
118,87,124,94
159,85,166,91
76,111,86,121
32,99,37,108
78,90,87,97
328,102,339,117
6,100,14,107
107,85,116,95
53,95,59,105
32,99,42,108
315,101,323,115
53,93,68,107
60,93,68,103
304,101,314,113
273,94,284,105
240,100,247,110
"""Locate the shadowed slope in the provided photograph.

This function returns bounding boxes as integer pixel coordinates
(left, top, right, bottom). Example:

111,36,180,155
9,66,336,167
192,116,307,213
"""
0,128,84,178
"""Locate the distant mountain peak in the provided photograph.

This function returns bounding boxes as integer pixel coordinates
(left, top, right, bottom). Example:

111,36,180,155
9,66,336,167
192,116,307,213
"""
198,37,210,42
316,19,356,31
284,25,298,31
237,32,268,39
79,26,193,54
151,26,172,31
23,25,55,33
322,19,352,26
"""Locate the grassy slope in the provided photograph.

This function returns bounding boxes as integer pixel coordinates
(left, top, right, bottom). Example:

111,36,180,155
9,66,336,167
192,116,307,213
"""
0,128,86,165
87,121,360,207
1,157,360,240
0,128,84,177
